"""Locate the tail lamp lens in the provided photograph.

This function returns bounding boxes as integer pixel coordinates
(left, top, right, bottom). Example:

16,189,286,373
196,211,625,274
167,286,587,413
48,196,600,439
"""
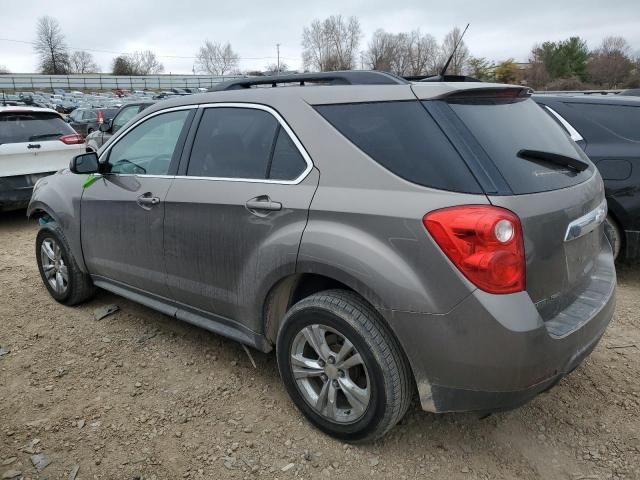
97,110,103,125
423,206,525,294
59,134,85,145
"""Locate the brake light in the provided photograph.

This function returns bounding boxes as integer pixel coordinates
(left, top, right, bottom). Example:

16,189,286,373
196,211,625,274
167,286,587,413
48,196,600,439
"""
97,110,103,125
59,134,84,145
423,206,525,294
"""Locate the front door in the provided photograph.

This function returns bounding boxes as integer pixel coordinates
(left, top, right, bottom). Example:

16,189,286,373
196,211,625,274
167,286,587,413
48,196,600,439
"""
164,105,318,331
81,107,195,297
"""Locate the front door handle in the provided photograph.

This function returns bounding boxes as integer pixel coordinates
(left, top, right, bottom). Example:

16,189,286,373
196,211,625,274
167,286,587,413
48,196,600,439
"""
136,193,160,209
245,196,282,212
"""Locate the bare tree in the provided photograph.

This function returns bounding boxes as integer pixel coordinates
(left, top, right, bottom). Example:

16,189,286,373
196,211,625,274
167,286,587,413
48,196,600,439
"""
440,26,469,75
588,36,634,88
366,29,438,76
366,29,398,72
264,62,289,74
131,50,164,75
70,51,99,73
34,16,70,74
302,15,361,71
196,41,239,76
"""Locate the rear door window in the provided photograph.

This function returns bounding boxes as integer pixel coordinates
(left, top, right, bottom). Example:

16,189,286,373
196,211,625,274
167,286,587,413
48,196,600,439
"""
445,98,594,194
187,107,279,179
315,101,481,193
564,102,640,142
0,111,75,144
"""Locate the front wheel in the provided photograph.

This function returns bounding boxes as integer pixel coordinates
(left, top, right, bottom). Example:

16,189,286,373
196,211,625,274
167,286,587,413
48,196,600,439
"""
604,214,622,260
276,290,412,443
36,222,96,305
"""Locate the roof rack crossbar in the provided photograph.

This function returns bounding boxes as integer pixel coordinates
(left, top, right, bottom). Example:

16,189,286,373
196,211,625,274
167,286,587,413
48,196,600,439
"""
209,71,409,91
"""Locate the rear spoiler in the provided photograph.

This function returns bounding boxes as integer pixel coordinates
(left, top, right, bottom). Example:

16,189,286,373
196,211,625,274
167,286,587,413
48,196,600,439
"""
438,87,533,101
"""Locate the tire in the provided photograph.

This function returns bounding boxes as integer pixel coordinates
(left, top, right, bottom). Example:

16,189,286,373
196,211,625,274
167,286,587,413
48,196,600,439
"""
87,128,94,134
35,222,96,305
604,214,622,261
276,289,412,443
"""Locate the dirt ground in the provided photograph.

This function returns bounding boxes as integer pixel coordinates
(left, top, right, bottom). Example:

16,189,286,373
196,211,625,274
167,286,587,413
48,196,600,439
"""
1,209,639,480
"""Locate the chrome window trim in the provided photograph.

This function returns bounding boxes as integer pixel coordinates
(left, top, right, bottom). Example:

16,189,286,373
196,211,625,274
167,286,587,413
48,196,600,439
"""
99,102,314,185
98,105,199,166
544,106,584,143
564,198,607,242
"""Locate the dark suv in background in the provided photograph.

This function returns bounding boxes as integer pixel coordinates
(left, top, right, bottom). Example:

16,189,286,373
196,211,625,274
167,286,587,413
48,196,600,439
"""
534,94,640,260
67,107,118,137
84,101,154,152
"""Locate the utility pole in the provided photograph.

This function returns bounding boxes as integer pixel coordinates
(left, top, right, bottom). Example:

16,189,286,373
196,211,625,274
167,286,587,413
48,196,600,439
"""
276,43,281,73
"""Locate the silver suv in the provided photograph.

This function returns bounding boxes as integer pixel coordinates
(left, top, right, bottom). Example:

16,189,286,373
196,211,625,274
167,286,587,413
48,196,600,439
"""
28,72,616,442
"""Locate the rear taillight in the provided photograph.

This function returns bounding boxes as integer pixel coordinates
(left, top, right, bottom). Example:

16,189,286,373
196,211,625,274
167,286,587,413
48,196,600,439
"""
423,206,525,294
97,110,103,125
59,134,84,145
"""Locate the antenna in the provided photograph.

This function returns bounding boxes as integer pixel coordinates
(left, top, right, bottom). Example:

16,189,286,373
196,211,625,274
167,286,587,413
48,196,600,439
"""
439,23,470,77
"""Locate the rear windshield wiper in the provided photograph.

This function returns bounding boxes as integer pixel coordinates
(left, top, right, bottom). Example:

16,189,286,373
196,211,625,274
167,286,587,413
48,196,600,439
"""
517,149,589,172
28,133,63,141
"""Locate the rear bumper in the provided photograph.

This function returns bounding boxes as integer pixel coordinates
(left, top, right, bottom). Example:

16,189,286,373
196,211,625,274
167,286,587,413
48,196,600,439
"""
381,239,616,413
0,173,56,211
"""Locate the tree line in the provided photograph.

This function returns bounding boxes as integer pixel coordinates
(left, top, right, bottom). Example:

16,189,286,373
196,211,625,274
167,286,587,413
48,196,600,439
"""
19,15,640,90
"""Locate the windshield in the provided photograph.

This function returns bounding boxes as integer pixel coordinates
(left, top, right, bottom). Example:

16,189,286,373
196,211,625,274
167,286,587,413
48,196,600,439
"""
443,98,594,195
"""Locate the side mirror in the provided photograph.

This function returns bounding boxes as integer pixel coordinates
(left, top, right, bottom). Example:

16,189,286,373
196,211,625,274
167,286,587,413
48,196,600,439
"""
99,119,112,132
69,152,100,174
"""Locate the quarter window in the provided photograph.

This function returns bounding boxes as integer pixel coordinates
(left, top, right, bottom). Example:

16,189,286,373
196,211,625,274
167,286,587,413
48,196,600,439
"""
187,107,280,179
107,110,190,175
268,127,308,180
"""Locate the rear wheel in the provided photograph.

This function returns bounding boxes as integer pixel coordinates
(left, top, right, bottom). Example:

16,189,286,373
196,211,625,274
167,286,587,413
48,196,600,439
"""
36,222,96,305
276,290,412,443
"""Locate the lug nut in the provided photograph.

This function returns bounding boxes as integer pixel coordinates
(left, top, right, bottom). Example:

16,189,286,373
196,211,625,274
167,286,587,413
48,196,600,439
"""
318,359,325,367
320,374,328,382
338,370,345,378
332,380,339,388
327,356,335,365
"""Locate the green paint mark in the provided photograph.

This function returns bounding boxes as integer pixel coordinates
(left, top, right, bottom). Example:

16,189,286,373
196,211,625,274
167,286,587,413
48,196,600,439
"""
82,174,100,189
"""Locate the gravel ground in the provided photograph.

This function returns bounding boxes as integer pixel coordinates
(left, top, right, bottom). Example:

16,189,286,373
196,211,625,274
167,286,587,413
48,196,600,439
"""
1,209,639,480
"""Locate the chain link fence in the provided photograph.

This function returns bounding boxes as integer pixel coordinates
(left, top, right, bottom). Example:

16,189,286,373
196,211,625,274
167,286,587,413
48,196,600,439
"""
0,74,246,92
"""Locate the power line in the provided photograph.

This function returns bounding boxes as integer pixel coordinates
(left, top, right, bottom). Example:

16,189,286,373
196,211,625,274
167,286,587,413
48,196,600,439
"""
0,37,298,61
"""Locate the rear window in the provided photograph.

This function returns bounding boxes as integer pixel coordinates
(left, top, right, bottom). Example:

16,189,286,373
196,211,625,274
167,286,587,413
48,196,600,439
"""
0,111,75,145
564,102,640,142
445,98,594,195
315,101,482,193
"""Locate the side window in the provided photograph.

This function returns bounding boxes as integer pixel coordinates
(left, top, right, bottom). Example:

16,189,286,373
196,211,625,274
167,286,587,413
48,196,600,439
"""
268,127,307,180
112,106,139,133
107,110,190,175
187,107,278,179
565,102,640,142
83,110,97,121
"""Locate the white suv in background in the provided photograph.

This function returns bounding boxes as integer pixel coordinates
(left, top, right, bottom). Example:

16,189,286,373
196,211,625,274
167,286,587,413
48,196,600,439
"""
0,106,85,211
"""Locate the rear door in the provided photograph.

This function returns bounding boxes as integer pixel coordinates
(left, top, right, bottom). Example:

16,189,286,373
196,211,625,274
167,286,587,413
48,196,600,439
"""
415,86,606,320
164,104,318,331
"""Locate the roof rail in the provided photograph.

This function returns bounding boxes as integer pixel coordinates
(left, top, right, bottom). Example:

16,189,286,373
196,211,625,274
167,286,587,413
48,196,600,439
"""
209,70,409,91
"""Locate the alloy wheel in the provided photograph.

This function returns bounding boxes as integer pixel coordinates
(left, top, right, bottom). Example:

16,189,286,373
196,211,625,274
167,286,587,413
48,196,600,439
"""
40,238,69,295
289,324,371,424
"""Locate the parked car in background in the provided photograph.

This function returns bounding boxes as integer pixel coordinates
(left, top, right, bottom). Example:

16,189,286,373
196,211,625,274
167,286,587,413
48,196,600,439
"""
66,107,118,136
84,101,154,152
28,73,615,442
533,94,640,261
0,106,84,210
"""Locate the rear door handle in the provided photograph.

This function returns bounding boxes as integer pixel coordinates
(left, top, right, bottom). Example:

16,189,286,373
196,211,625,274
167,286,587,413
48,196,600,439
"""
245,196,282,212
136,193,160,209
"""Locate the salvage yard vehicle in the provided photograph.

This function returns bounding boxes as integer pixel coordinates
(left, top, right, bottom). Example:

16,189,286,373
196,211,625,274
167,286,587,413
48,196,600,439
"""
28,71,616,442
0,106,84,211
84,101,154,152
533,94,640,261
66,107,118,137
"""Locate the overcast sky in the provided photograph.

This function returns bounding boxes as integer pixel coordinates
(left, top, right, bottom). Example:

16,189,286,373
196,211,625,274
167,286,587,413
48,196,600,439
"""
1,0,639,74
